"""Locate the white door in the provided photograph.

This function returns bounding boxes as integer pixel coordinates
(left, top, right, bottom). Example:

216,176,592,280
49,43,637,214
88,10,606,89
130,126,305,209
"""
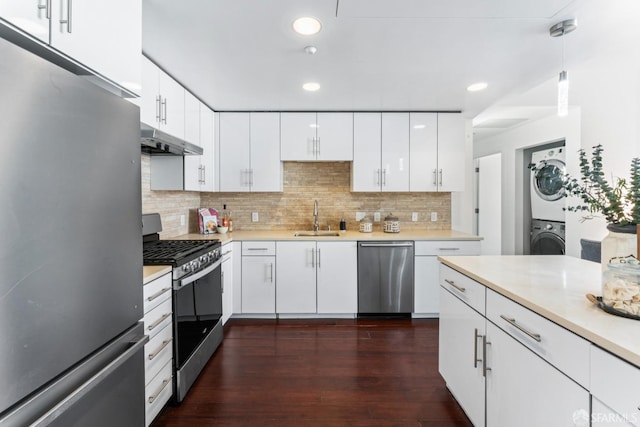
439,287,486,427
157,69,185,138
280,112,316,161
352,113,382,192
199,106,215,192
316,113,353,161
182,93,201,191
477,153,502,255
0,1,50,42
409,113,438,191
241,256,275,313
437,113,466,192
381,113,410,191
276,242,316,313
219,113,250,192
49,0,141,94
140,57,160,127
485,322,590,427
250,112,282,192
317,241,358,314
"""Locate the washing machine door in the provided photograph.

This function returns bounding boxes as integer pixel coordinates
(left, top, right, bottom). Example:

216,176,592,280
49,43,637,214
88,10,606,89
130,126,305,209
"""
533,159,565,201
531,232,565,255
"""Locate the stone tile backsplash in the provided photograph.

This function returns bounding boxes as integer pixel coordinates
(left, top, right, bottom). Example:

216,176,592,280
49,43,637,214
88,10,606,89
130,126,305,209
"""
142,156,451,236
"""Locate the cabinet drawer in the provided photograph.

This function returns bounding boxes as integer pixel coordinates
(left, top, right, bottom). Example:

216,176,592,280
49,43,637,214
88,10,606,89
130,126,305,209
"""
416,240,481,256
143,297,172,341
145,360,173,426
591,345,640,425
144,323,173,386
242,241,276,256
143,273,172,314
486,289,590,388
440,265,486,315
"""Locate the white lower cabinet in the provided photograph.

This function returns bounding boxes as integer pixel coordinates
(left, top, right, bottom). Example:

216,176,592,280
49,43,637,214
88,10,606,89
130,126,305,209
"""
317,241,357,314
241,241,276,314
438,286,486,427
485,321,589,427
414,240,480,315
591,397,636,427
142,271,173,426
221,242,233,324
276,241,317,313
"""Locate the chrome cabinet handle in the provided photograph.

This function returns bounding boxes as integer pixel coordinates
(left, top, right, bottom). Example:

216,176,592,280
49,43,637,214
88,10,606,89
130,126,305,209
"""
500,315,542,342
269,263,274,283
438,247,460,251
439,168,443,186
473,328,482,368
221,270,225,293
382,169,387,186
59,0,72,33
317,248,321,268
161,98,167,124
147,287,171,302
155,96,162,123
247,247,269,251
445,279,466,293
147,312,171,331
37,0,51,19
311,248,315,268
482,335,491,377
433,169,437,186
148,378,172,404
376,169,381,185
148,339,172,361
317,137,320,157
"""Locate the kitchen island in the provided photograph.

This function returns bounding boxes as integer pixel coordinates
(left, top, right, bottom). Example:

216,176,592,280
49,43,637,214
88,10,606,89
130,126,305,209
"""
438,255,639,426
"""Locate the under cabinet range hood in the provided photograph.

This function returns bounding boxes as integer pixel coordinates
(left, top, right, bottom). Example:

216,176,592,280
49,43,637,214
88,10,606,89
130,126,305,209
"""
140,122,203,155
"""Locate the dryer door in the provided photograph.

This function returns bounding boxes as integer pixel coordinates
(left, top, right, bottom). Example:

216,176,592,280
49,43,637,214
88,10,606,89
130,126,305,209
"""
533,159,565,201
531,232,565,255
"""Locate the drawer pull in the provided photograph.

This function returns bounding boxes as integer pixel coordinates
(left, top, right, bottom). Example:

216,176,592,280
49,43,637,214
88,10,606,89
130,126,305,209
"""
438,247,460,251
482,335,491,377
247,247,269,251
500,315,542,342
148,377,172,404
147,312,172,331
147,287,171,302
473,328,483,368
445,279,466,293
148,339,172,361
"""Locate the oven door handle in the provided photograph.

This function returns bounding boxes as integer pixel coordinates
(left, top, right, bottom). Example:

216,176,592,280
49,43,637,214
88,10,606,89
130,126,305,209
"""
176,259,222,288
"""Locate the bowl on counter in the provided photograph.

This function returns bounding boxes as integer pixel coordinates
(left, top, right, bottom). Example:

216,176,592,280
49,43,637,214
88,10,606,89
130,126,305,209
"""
217,226,228,234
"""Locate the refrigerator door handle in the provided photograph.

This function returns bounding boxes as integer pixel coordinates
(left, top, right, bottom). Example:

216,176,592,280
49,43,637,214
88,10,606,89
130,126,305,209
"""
30,335,148,426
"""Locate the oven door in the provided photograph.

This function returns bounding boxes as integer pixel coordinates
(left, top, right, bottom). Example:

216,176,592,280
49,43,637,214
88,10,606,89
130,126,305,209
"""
173,259,223,370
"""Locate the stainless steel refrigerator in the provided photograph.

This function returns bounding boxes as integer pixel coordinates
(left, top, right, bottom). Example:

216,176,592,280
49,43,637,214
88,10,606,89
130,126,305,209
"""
0,37,147,425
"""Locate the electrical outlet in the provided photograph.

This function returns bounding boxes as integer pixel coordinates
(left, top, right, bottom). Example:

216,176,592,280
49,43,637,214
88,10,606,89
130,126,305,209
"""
374,212,381,222
252,212,259,222
355,211,366,221
412,212,418,222
431,212,438,222
180,215,185,226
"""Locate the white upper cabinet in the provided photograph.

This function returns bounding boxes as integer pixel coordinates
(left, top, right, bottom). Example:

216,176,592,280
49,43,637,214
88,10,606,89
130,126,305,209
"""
352,112,409,192
409,113,438,191
1,0,142,95
184,101,215,192
281,112,353,161
140,56,186,139
218,112,282,192
436,113,466,192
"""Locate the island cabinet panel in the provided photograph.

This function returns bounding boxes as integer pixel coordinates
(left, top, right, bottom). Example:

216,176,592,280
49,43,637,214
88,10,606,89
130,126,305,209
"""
485,322,590,427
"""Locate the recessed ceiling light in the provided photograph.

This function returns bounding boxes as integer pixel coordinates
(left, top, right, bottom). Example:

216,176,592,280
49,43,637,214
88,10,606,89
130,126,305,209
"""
467,82,488,92
303,82,320,92
293,17,322,35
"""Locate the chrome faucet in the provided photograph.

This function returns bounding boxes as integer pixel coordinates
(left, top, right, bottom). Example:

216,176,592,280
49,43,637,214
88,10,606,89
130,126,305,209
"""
313,200,319,232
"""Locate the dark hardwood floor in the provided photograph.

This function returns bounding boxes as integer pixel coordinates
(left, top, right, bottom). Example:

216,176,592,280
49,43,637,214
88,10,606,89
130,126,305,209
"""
152,318,472,427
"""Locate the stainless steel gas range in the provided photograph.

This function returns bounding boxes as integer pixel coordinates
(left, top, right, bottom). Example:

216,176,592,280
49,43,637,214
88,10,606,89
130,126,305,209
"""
142,214,223,403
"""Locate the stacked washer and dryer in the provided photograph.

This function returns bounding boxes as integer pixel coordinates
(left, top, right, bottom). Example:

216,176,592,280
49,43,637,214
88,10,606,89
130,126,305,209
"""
530,147,566,254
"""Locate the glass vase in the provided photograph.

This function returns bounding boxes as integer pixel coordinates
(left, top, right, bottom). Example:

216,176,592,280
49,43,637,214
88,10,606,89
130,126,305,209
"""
600,224,638,271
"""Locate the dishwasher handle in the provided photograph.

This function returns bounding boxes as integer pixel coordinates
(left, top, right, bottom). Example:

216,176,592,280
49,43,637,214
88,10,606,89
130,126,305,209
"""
359,242,414,248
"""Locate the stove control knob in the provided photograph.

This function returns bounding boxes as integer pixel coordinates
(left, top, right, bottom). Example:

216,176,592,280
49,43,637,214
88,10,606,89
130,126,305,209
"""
182,264,190,272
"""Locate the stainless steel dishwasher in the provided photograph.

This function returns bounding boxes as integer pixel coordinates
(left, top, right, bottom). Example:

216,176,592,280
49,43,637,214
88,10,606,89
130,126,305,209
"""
358,241,414,314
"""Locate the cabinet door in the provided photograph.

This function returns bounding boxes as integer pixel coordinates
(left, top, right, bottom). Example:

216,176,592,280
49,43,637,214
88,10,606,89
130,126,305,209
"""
276,242,316,313
158,68,185,138
219,113,250,192
381,113,410,191
0,1,50,42
183,93,201,191
221,250,233,324
317,113,353,161
317,241,358,314
485,322,590,427
352,113,382,192
49,0,141,94
250,112,282,192
199,106,215,192
414,256,439,314
436,113,465,192
241,256,275,313
409,113,438,191
140,56,160,127
438,287,486,427
280,112,316,161
232,242,242,314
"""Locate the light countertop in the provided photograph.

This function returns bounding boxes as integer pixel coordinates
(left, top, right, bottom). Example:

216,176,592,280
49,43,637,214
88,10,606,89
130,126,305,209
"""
174,229,481,244
143,265,171,284
438,255,640,368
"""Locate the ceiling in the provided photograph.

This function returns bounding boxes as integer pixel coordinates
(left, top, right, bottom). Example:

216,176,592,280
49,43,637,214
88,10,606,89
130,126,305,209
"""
142,0,637,136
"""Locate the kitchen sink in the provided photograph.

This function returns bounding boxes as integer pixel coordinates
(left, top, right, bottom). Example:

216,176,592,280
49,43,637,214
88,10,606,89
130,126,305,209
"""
293,230,341,237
